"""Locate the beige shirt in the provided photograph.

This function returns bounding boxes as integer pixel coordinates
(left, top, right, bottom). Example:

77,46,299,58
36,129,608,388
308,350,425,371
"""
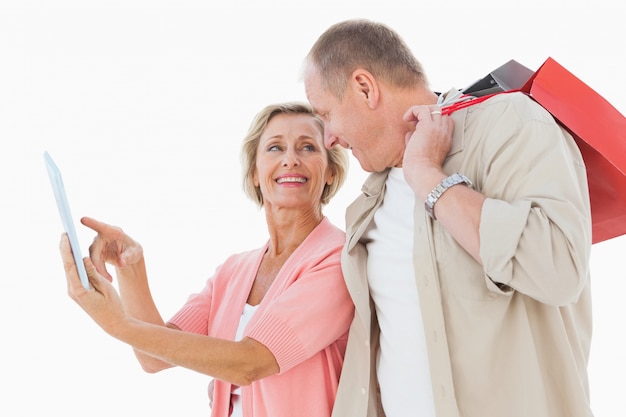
331,92,593,417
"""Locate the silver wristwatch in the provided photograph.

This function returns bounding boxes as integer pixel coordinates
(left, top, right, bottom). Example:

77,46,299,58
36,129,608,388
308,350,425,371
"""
424,173,473,220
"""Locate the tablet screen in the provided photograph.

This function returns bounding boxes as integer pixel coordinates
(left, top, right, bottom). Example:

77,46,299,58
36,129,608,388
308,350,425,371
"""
44,151,90,289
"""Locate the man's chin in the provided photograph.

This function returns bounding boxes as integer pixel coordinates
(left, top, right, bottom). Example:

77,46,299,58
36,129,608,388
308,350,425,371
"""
355,156,387,173
356,160,379,173
350,151,373,172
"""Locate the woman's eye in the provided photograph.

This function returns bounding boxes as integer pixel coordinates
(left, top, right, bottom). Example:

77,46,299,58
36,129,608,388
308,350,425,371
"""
303,144,316,151
268,145,281,151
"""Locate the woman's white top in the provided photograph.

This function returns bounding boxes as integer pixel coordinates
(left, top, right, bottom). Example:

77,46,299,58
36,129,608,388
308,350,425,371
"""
230,303,259,417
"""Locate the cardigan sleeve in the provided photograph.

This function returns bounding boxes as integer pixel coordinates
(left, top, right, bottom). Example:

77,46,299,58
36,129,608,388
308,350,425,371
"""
167,269,216,335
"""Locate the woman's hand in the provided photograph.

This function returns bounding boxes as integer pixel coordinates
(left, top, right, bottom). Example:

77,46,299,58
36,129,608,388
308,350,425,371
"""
81,217,144,281
60,233,127,336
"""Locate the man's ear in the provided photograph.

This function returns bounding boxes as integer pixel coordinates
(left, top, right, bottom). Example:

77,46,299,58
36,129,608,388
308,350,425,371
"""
351,69,379,109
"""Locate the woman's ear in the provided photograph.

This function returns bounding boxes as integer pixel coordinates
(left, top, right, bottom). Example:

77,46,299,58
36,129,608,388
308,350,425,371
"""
325,163,335,186
326,171,335,186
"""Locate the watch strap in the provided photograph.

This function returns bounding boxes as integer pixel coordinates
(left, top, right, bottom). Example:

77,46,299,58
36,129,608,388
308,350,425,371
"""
424,173,472,220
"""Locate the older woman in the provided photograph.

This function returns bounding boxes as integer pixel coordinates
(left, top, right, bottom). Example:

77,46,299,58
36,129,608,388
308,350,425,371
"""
59,102,354,417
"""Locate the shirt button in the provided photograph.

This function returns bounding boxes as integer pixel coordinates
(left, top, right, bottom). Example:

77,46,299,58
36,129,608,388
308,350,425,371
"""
361,387,366,395
365,339,370,347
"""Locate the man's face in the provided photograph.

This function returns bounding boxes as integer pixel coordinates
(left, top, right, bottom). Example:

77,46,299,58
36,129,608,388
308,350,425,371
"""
304,65,393,173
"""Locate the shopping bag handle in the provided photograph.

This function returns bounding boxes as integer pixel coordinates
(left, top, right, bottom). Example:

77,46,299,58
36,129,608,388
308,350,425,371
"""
441,90,520,115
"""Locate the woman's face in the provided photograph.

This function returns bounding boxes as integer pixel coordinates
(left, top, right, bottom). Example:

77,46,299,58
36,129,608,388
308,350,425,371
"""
254,113,334,214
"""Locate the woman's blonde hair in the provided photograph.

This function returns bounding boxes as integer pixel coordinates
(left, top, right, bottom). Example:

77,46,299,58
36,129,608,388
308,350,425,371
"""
241,101,348,208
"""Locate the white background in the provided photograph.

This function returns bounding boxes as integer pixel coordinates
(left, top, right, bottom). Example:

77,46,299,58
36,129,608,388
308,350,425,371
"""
1,1,624,416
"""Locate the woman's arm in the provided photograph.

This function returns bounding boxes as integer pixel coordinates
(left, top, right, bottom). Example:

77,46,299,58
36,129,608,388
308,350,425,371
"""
60,234,279,385
80,217,175,372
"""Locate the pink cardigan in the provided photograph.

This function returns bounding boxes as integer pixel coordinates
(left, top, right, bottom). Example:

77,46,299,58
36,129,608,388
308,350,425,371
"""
169,218,354,417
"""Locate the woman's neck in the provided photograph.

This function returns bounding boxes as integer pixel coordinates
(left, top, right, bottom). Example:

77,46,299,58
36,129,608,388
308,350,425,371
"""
263,207,323,257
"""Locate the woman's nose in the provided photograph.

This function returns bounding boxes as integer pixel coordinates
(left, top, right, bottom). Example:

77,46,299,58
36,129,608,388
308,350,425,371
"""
282,149,300,167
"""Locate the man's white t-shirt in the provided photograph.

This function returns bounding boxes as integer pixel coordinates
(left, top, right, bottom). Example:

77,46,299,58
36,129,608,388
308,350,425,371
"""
363,167,436,417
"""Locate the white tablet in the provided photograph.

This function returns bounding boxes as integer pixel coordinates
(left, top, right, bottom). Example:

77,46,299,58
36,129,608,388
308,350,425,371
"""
44,151,90,289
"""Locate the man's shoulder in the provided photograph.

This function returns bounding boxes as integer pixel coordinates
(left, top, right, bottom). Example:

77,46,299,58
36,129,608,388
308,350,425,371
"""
478,91,551,120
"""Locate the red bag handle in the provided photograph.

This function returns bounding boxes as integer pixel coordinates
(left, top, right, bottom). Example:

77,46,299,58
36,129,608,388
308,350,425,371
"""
440,90,520,116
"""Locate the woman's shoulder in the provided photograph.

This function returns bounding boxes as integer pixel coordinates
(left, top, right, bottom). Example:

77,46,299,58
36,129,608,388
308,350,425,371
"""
296,217,346,259
316,217,346,241
218,246,265,272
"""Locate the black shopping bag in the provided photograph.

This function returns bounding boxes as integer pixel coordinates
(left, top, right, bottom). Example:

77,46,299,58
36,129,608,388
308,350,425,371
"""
461,59,534,97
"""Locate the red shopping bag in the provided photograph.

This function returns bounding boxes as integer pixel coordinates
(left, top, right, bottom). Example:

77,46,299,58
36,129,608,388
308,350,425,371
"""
520,58,626,244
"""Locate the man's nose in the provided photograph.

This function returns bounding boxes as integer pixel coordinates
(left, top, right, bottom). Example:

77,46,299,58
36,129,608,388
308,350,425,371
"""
324,129,338,149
